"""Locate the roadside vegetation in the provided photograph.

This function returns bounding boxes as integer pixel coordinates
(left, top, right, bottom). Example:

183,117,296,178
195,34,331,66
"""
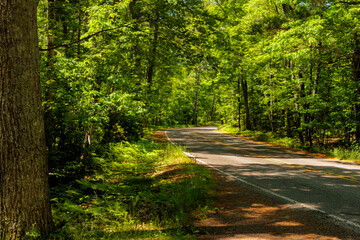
219,125,360,163
4,0,360,237
49,138,215,239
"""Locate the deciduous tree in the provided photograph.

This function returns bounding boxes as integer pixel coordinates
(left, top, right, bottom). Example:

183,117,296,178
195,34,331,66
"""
0,0,53,238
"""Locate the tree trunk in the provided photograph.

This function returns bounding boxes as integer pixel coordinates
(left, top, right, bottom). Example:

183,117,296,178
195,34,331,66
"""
268,59,274,132
210,92,216,122
45,0,56,149
237,78,241,131
291,60,304,145
268,98,274,132
146,13,159,92
241,79,251,130
193,74,200,125
353,32,360,142
284,58,292,137
128,0,142,82
77,0,82,58
295,73,305,145
0,1,54,238
286,108,292,137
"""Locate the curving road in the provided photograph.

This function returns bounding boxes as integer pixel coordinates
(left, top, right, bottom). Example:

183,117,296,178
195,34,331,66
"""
165,126,360,233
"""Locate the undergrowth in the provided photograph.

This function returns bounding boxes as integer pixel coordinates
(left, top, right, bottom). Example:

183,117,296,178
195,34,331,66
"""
50,140,214,239
219,125,360,162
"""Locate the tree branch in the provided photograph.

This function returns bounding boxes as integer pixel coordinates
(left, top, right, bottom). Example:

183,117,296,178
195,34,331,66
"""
214,0,227,15
39,27,123,51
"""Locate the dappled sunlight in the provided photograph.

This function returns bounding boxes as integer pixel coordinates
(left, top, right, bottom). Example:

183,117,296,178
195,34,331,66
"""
166,127,360,238
271,221,304,227
193,172,358,240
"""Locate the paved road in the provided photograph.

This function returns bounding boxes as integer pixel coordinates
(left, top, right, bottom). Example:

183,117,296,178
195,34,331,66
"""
166,126,360,232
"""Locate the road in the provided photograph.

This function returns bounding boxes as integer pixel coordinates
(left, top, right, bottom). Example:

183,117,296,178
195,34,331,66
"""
165,126,360,233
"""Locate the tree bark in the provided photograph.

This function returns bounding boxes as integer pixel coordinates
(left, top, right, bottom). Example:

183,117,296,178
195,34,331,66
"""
0,1,54,238
45,0,56,149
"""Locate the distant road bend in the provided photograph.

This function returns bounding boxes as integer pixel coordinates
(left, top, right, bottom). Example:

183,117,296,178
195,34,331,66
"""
165,126,360,233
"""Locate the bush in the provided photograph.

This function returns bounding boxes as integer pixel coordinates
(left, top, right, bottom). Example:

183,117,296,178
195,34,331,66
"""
50,139,214,239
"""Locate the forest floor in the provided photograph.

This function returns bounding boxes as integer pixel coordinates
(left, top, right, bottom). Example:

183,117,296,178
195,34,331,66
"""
154,129,359,240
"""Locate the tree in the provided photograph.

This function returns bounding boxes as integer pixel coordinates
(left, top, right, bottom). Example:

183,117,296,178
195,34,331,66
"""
0,0,53,238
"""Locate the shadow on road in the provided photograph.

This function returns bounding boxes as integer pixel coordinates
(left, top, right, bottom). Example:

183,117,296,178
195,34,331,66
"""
193,170,359,240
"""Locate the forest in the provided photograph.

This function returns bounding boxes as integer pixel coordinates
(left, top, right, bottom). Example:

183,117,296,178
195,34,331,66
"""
38,0,360,151
0,0,359,239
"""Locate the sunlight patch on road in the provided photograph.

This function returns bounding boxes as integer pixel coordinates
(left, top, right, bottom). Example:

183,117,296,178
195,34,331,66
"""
189,130,360,184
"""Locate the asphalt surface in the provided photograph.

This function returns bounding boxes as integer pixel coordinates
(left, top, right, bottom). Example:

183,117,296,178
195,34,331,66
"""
165,126,360,233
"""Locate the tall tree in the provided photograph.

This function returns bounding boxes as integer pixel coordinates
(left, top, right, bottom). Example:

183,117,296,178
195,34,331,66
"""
0,0,53,238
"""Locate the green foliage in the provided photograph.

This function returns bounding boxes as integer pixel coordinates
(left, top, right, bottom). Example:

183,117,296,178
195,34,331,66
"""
36,0,360,236
50,140,214,239
332,142,360,162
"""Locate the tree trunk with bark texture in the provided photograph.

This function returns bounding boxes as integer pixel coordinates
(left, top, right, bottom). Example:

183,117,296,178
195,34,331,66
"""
0,0,54,238
45,0,56,149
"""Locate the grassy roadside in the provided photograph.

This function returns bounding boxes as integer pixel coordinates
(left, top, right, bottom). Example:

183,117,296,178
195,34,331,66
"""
50,138,215,239
218,125,360,163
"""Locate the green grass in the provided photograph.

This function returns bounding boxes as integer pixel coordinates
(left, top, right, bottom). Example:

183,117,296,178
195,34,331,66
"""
331,147,360,162
50,140,214,239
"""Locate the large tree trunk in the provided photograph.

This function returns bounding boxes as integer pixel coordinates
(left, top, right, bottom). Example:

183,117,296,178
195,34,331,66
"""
0,1,54,238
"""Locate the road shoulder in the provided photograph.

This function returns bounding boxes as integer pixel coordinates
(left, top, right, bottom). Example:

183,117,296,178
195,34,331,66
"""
158,128,359,239
192,168,358,240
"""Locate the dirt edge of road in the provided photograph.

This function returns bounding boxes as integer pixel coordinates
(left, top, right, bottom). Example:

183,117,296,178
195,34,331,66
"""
154,129,360,240
192,167,359,240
